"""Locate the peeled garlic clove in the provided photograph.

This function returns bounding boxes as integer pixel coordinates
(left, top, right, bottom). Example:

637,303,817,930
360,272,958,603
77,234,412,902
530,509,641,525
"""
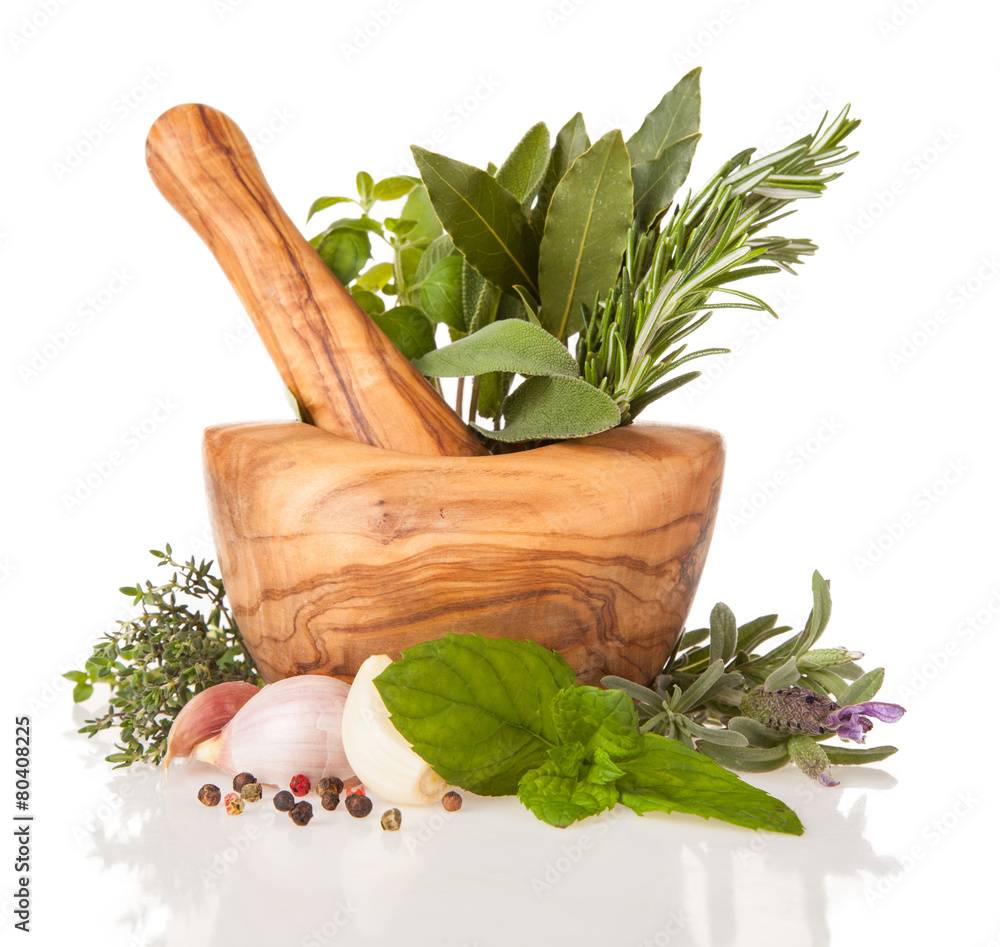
341,654,448,805
164,680,260,772
188,675,353,788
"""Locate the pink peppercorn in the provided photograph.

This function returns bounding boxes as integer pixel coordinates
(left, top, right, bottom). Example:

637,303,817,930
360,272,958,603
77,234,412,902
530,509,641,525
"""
289,774,311,797
346,783,366,797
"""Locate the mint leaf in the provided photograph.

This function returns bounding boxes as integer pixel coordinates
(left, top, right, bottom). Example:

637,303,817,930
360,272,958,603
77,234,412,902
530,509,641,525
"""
518,758,620,828
617,733,804,835
374,633,576,795
550,686,642,760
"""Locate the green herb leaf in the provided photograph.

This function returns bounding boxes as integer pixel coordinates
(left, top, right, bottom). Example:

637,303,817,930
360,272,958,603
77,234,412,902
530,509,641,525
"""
400,184,444,243
839,667,885,705
631,135,700,231
822,744,897,765
418,256,465,330
72,682,94,703
697,741,792,773
372,175,420,201
625,67,701,165
414,233,456,282
518,757,619,828
413,319,580,378
315,228,372,284
355,261,394,293
412,146,539,297
550,686,642,760
618,733,803,834
764,655,801,691
496,122,551,206
538,129,633,340
307,195,354,222
532,112,590,235
374,633,576,795
482,375,622,443
708,602,738,665
370,305,436,361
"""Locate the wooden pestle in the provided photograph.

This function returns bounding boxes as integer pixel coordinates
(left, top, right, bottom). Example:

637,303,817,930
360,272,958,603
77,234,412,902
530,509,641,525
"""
145,103,488,457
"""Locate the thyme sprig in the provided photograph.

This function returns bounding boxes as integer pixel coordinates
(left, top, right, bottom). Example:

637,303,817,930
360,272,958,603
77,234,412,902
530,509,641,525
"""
68,547,260,768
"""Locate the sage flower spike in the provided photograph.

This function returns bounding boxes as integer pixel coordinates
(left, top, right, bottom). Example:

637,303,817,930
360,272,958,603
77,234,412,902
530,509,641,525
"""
740,686,905,744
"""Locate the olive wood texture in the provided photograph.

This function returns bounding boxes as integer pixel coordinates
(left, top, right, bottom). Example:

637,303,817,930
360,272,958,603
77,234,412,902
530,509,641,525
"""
204,420,725,686
146,103,487,458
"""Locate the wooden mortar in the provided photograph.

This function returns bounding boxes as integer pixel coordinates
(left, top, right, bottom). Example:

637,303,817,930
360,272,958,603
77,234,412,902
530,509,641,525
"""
204,420,724,686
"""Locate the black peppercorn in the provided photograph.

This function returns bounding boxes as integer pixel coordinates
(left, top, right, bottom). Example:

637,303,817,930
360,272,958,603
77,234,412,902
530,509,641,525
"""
442,791,463,812
197,784,221,807
320,791,340,811
289,801,314,826
345,794,373,818
240,781,262,803
380,808,402,831
233,772,256,793
317,776,344,796
273,790,296,812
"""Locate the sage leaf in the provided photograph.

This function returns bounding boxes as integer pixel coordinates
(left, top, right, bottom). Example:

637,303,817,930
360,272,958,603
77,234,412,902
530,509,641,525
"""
370,305,435,361
482,375,622,443
413,319,579,378
631,135,700,230
617,733,803,834
538,129,633,340
412,146,539,296
418,256,465,330
475,369,512,420
315,228,371,284
625,67,701,165
374,633,576,795
532,112,590,235
496,121,551,206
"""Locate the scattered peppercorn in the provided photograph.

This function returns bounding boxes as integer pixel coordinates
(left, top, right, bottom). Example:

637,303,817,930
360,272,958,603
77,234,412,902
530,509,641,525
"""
232,772,256,793
239,780,262,803
289,774,311,797
442,791,463,812
345,794,373,818
317,776,344,796
290,801,314,826
320,791,340,812
224,792,245,815
380,808,402,831
346,783,366,797
197,784,221,807
273,790,296,812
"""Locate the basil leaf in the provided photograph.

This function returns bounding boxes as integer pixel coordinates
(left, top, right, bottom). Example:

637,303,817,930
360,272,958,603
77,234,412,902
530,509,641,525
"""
617,733,804,835
374,633,576,795
496,121,551,206
626,67,701,165
518,758,619,828
413,319,580,378
419,256,465,330
370,305,435,361
538,130,633,340
412,146,539,297
483,374,621,443
532,112,590,235
315,228,371,284
549,686,642,760
631,135,700,231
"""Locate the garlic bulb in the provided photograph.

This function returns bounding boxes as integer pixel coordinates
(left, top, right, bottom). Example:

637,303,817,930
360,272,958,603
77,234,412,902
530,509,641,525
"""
164,680,260,772
173,675,353,787
341,654,448,805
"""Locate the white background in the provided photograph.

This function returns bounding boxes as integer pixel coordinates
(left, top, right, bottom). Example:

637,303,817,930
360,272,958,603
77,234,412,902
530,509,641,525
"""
2,0,998,944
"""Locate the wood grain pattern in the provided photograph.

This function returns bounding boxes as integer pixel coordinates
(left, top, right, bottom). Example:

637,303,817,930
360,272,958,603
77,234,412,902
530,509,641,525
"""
145,103,487,458
204,420,725,686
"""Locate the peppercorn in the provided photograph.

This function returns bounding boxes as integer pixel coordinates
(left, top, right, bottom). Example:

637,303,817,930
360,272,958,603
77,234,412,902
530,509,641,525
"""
289,801,313,826
289,774,311,797
345,794,373,818
320,791,340,812
273,790,296,812
317,776,344,796
197,784,221,807
380,808,402,831
224,792,245,815
239,781,262,803
442,791,463,812
232,772,256,793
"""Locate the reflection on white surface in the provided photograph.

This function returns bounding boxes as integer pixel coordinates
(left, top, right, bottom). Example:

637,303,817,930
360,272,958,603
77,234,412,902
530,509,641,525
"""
67,716,904,947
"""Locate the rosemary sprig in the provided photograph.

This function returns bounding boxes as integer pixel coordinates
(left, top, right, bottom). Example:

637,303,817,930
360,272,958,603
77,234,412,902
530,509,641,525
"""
67,547,260,768
578,106,860,420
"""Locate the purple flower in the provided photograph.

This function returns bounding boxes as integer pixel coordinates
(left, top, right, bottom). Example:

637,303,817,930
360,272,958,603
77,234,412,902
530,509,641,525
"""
822,700,906,744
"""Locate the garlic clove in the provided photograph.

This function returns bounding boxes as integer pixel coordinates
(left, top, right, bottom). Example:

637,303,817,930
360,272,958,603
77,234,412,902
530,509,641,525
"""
163,680,260,772
183,675,353,788
341,654,448,805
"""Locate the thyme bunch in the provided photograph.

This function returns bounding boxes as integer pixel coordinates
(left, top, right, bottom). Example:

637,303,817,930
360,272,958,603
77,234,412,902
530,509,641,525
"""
68,547,260,768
